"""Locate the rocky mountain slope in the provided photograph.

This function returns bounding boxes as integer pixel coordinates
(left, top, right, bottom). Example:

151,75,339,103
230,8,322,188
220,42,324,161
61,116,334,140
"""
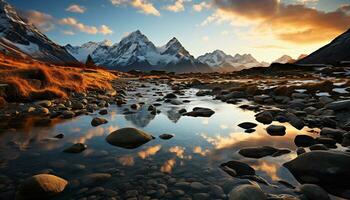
297,29,350,65
0,0,77,65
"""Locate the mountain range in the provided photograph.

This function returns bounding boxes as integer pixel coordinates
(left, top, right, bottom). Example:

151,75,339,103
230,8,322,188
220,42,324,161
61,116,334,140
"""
0,0,77,65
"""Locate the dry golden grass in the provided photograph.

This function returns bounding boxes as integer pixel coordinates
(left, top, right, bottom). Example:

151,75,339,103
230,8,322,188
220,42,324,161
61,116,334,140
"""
0,53,118,102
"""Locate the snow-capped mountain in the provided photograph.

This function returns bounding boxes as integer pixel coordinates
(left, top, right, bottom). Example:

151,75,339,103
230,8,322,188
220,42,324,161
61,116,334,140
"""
297,28,350,65
273,55,295,64
66,30,212,73
0,0,77,64
65,40,112,62
197,50,263,72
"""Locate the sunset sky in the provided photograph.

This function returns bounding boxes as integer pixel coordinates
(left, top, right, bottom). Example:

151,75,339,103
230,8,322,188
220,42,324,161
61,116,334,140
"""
8,0,350,62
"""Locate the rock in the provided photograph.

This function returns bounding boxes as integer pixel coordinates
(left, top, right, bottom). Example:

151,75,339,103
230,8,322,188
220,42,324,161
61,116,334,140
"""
99,109,108,115
320,127,346,142
283,151,350,199
309,144,329,151
319,96,334,105
266,125,286,136
238,122,257,129
35,100,52,108
54,134,64,139
286,113,305,130
238,146,284,158
82,173,111,186
130,104,140,110
190,182,207,190
183,107,215,117
169,99,183,105
342,133,350,147
106,127,153,149
159,134,174,140
296,147,306,155
16,174,68,200
220,160,255,177
229,184,266,200
61,111,75,119
193,193,210,200
298,184,330,200
36,107,50,115
72,102,85,110
326,100,350,110
179,108,187,114
63,143,87,153
255,111,273,124
91,117,108,127
164,93,177,99
294,135,316,147
275,115,289,123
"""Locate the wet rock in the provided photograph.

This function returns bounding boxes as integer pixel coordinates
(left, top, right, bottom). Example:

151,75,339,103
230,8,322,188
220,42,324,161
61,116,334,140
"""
298,184,330,200
63,143,87,153
220,160,255,177
342,133,350,147
179,108,187,114
54,134,64,139
99,109,108,115
193,193,210,200
326,100,350,110
238,122,257,129
320,127,346,142
183,107,215,117
296,147,306,155
130,104,140,110
91,117,108,127
275,115,289,123
82,173,111,186
36,107,50,115
190,182,207,190
164,93,177,99
238,146,290,158
294,135,316,147
284,151,350,199
61,111,75,119
319,96,334,105
245,129,255,133
159,134,174,140
16,174,68,200
309,144,329,151
229,184,266,200
266,125,286,136
286,113,304,130
169,99,183,105
106,127,153,149
255,111,273,124
196,90,211,96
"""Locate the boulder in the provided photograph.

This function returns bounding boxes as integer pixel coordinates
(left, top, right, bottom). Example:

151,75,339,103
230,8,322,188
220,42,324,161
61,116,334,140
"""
294,135,316,147
320,128,346,142
16,174,68,200
183,107,215,118
238,122,257,129
298,184,330,200
106,127,153,149
91,117,108,127
239,146,290,158
220,160,255,177
63,143,87,153
283,151,350,199
229,185,266,200
255,111,273,124
326,100,350,110
266,125,286,136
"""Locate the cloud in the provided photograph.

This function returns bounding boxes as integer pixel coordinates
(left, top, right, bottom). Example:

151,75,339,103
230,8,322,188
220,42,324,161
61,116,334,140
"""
193,1,211,12
111,0,160,16
66,4,86,13
18,10,55,32
208,0,350,44
164,0,190,12
62,30,75,35
59,17,113,35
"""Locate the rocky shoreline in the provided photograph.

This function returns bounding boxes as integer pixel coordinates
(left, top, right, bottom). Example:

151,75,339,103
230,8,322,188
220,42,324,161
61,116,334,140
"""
0,69,349,200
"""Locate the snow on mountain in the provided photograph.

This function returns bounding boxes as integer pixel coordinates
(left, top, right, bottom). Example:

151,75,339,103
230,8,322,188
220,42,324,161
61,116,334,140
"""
65,40,112,62
0,0,77,64
67,31,212,73
197,50,262,71
273,55,295,64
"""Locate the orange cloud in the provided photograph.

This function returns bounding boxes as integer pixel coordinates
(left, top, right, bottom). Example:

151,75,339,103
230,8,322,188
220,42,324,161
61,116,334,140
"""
211,0,350,44
59,17,113,35
19,10,54,32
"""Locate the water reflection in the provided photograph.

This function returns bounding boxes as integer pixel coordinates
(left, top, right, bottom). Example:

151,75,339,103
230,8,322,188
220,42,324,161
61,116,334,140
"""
124,108,155,127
